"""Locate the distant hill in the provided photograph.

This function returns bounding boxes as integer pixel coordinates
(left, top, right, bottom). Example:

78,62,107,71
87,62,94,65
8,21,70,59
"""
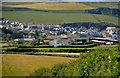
2,2,119,10
85,2,119,9
2,2,96,10
1,2,119,25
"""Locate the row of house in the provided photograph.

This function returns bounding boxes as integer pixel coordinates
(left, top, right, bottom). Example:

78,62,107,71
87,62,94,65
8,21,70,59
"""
1,18,120,47
1,18,120,40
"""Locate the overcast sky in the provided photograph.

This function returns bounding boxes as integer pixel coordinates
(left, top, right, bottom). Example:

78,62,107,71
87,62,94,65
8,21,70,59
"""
2,0,119,2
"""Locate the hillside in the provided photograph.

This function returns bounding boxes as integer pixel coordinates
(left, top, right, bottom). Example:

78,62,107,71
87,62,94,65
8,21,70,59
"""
2,2,96,10
1,2,119,25
2,11,100,24
2,2,119,10
2,11,118,25
86,2,119,9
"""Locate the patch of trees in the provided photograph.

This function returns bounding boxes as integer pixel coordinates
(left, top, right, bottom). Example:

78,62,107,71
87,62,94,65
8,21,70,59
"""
1,28,28,40
62,22,119,31
87,7,120,17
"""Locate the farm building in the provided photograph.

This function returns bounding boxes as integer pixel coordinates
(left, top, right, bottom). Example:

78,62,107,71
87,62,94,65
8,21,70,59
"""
90,37,119,45
14,38,35,42
49,39,64,47
49,38,71,47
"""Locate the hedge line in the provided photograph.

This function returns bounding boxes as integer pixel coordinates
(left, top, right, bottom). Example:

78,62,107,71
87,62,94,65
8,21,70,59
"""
4,48,39,52
18,44,97,48
4,48,95,53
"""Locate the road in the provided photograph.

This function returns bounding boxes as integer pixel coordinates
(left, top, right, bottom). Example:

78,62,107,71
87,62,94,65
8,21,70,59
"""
35,52,82,56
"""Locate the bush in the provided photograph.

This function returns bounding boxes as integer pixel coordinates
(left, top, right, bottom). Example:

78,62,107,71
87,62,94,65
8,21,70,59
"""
117,42,120,51
50,64,67,76
31,68,50,76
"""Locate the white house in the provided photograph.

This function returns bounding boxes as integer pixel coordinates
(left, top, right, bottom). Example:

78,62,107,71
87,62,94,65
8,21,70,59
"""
49,39,64,47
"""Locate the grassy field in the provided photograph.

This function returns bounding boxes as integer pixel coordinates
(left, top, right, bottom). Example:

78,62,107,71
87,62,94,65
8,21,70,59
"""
93,45,118,49
2,54,78,76
2,11,100,24
1,2,119,25
2,11,118,25
0,42,8,47
92,14,119,25
86,2,119,9
2,2,119,10
3,2,95,10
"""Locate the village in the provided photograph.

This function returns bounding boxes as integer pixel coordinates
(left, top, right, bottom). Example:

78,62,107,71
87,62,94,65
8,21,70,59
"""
0,18,120,47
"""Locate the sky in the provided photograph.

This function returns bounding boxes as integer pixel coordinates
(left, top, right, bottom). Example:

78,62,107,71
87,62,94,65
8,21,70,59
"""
1,0,119,2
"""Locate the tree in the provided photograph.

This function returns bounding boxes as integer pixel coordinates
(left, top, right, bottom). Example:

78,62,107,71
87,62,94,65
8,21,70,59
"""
117,41,120,51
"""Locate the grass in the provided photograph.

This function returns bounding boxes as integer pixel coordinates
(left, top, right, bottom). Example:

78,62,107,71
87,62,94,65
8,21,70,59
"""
2,2,119,10
2,11,100,24
2,11,118,25
1,2,119,25
2,54,78,76
93,14,119,25
86,2,119,9
0,42,9,47
3,2,95,10
93,45,118,49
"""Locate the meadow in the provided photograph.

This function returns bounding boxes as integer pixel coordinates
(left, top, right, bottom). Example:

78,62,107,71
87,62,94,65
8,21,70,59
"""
2,2,95,10
0,42,8,47
92,14,118,25
2,54,77,76
2,11,99,24
85,2,119,9
1,2,119,25
2,2,118,10
1,11,118,25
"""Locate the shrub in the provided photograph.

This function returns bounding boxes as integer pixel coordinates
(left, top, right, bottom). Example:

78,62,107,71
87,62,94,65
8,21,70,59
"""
31,68,50,76
117,42,120,51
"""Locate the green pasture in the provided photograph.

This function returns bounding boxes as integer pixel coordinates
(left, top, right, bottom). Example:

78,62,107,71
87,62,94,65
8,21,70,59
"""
2,11,99,24
93,14,119,25
1,11,118,25
0,42,8,47
2,2,119,9
93,45,118,49
86,2,119,9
